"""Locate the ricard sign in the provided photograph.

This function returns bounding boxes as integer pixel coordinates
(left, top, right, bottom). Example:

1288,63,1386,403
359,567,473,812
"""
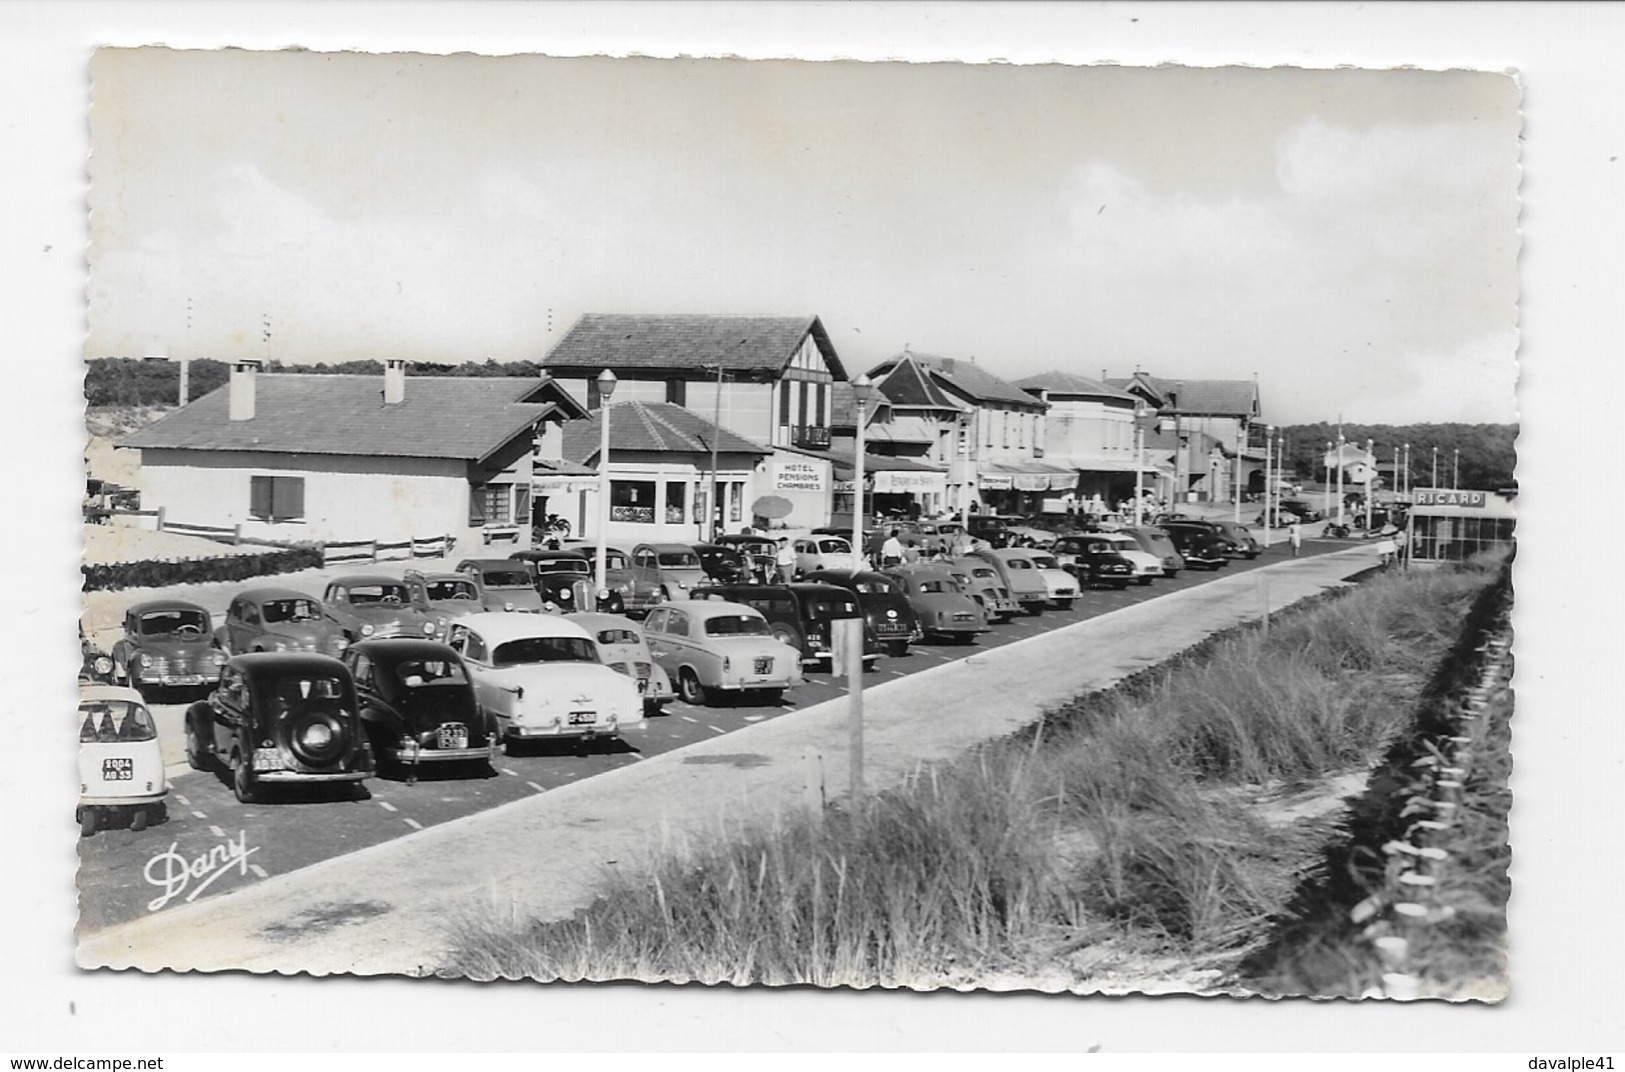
1414,488,1488,507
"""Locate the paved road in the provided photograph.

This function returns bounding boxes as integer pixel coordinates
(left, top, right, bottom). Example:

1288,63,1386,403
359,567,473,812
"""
77,539,1346,935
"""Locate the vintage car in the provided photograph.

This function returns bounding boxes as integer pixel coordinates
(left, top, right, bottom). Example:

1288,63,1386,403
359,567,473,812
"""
690,582,883,670
184,653,374,803
792,535,859,577
877,564,989,643
322,575,443,642
1209,520,1263,559
693,542,754,585
1159,524,1231,571
78,684,168,836
641,600,804,706
941,556,1021,623
442,612,642,749
110,599,228,698
1024,550,1081,609
1050,534,1137,589
964,514,1011,549
711,534,779,584
590,545,663,616
968,548,1050,615
403,569,490,632
218,587,351,656
509,549,599,611
570,611,676,716
79,626,116,685
454,558,547,613
342,638,498,777
802,568,923,656
1160,518,1245,559
1117,527,1186,578
629,543,711,600
1087,531,1164,585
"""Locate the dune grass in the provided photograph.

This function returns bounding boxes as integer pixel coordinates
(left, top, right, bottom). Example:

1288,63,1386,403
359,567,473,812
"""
443,557,1505,988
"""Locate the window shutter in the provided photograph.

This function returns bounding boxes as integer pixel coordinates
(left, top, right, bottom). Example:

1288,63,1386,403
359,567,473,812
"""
279,477,305,521
815,382,827,426
469,486,487,525
779,381,791,425
250,476,271,520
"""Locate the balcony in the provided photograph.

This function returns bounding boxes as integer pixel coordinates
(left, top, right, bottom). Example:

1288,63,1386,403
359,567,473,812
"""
791,424,831,450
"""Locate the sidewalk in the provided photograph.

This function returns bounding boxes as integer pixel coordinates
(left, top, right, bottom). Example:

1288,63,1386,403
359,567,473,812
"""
79,546,1378,976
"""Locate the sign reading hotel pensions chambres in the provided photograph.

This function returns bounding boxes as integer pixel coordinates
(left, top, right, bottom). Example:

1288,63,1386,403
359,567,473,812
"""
774,461,824,492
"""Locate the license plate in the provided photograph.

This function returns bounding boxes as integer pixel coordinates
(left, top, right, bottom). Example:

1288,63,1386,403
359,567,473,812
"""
436,724,468,750
166,674,204,685
568,710,596,725
102,757,133,780
753,657,773,675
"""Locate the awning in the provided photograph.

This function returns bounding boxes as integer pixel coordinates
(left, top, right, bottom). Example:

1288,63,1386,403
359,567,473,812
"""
872,469,947,496
976,461,1076,492
1044,456,1174,476
533,460,602,496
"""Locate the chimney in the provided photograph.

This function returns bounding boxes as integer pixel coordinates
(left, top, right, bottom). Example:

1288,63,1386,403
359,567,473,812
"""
229,358,261,421
384,358,407,405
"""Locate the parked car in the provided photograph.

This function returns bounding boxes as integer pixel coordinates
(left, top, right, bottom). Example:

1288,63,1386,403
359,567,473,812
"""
509,549,598,612
454,558,546,613
942,556,1021,622
1025,550,1081,609
598,545,664,616
571,611,676,716
78,684,168,836
641,600,804,706
1159,524,1230,570
184,653,374,803
793,534,859,577
968,548,1050,615
802,568,924,656
1117,527,1186,578
219,587,351,657
110,600,227,698
1211,520,1262,559
629,543,711,601
693,542,754,585
996,516,1055,549
1160,519,1244,560
965,514,1011,549
691,582,882,670
1258,499,1324,524
442,612,642,750
343,639,498,777
1086,531,1164,585
711,534,779,584
1050,534,1136,589
323,575,443,642
878,563,989,643
403,569,490,633
79,627,115,685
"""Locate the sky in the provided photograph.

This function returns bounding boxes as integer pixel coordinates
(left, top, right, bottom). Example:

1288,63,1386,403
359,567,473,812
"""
87,49,1522,425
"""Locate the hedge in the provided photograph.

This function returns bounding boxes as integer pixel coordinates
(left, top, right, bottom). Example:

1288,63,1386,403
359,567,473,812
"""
82,545,324,592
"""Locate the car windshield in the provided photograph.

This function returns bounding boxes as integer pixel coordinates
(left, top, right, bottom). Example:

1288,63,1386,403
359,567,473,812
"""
1030,553,1059,569
657,551,700,568
1005,558,1033,570
491,636,598,666
971,567,997,581
537,559,590,574
704,614,772,637
595,628,641,646
854,578,899,595
815,539,851,554
806,596,859,620
345,583,409,604
479,569,532,589
424,580,480,602
78,699,157,743
393,658,468,688
252,674,350,717
261,598,322,624
915,578,948,594
604,551,629,570
137,609,208,636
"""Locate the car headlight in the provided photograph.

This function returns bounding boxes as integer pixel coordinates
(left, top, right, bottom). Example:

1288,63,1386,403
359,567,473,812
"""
423,621,436,635
94,656,113,674
134,653,149,667
559,589,573,602
361,624,375,636
597,588,611,599
273,640,291,652
333,636,350,653
504,601,515,611
212,651,228,666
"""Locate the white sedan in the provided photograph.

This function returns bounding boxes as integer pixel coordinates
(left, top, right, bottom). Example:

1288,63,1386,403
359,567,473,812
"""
1091,532,1164,585
1025,550,1081,610
443,612,642,750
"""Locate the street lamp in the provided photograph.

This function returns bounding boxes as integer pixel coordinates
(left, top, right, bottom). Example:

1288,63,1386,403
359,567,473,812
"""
958,408,972,534
1133,404,1149,526
1431,446,1438,490
594,369,617,596
1336,429,1346,526
702,362,728,541
1453,448,1460,490
1403,443,1411,498
847,373,875,802
1262,425,1274,547
1324,441,1334,518
1365,438,1375,531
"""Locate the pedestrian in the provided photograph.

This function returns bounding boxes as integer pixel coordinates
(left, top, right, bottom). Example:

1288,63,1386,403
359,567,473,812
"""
1289,519,1303,557
775,537,797,584
1376,535,1398,567
880,528,905,568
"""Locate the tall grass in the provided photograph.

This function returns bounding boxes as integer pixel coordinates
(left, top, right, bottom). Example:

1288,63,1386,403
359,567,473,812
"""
443,559,1502,987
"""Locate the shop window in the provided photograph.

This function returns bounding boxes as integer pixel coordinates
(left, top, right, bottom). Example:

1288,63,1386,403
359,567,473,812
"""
665,481,687,524
249,475,305,522
611,480,656,524
729,481,743,523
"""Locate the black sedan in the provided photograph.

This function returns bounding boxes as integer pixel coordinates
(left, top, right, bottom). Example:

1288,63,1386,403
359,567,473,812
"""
801,568,924,656
693,542,754,585
342,639,498,778
1159,525,1231,570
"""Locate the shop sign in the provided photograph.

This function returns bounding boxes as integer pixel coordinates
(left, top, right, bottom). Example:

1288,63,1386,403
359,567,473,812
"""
873,470,947,495
774,460,826,492
1414,488,1487,508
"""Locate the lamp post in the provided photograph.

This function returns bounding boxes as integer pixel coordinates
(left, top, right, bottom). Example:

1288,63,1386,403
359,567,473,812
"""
1232,437,1241,523
702,362,727,541
594,369,617,595
1453,448,1460,490
848,374,875,801
958,409,972,535
1261,425,1274,548
1324,441,1334,518
1336,429,1346,526
1133,404,1148,526
1431,446,1438,490
1365,439,1375,532
1403,443,1411,498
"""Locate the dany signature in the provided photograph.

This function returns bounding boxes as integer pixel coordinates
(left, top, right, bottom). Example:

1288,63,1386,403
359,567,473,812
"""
143,830,261,912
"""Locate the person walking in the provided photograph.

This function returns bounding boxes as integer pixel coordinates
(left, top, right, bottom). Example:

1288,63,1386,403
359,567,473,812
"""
880,528,905,568
1289,519,1303,557
775,537,797,583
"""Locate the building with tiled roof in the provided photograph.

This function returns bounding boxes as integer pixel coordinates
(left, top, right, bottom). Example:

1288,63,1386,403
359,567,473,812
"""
1013,369,1148,505
117,359,587,552
1104,369,1267,502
